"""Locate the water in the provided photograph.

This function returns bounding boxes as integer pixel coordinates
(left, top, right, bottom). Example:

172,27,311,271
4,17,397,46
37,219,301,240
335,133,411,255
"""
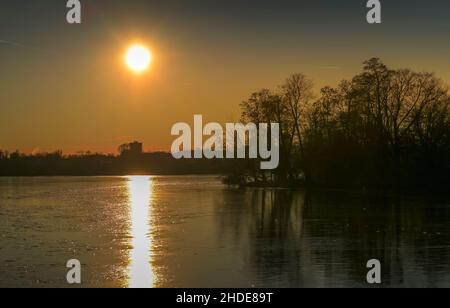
0,176,449,288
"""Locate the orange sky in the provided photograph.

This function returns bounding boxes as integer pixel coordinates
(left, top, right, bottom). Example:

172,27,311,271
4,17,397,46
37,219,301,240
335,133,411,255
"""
1,1,450,154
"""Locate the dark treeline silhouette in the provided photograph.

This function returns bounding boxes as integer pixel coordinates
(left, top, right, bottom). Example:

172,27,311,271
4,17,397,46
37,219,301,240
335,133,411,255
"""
0,142,226,176
2,59,449,192
232,58,450,192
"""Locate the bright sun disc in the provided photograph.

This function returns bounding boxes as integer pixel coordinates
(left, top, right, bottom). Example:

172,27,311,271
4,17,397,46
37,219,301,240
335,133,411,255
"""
125,45,152,73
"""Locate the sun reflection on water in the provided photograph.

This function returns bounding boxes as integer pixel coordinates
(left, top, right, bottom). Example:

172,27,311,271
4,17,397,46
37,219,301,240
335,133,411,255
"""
127,176,154,288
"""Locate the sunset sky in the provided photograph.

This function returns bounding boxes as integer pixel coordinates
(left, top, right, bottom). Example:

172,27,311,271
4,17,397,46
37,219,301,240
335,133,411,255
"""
1,0,450,154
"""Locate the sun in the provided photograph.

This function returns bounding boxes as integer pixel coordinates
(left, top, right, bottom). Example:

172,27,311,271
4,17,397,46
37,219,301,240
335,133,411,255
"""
125,44,152,73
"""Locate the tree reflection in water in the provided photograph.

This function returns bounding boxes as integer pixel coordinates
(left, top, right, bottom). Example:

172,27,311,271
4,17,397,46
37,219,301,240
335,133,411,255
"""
217,188,450,287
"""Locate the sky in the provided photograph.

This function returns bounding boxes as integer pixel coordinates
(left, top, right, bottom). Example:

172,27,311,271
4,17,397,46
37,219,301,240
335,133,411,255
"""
1,0,450,154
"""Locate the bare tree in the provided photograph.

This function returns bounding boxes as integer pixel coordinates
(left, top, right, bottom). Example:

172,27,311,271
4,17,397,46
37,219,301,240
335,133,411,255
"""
282,74,314,182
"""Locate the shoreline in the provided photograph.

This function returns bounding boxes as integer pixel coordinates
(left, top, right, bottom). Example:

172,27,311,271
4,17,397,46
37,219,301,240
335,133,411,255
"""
0,175,448,197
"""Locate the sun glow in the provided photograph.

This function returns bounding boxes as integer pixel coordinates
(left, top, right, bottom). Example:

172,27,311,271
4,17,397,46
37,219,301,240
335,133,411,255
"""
125,44,152,73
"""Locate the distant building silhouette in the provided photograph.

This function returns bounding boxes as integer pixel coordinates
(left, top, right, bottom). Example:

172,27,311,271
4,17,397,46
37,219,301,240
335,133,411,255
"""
119,141,143,158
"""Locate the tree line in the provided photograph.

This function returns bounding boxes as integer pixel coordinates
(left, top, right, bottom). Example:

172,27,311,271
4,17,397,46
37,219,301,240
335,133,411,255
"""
2,58,449,192
0,150,224,176
237,58,450,192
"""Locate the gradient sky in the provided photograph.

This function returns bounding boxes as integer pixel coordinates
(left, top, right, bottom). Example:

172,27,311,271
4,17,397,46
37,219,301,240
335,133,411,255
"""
1,0,450,153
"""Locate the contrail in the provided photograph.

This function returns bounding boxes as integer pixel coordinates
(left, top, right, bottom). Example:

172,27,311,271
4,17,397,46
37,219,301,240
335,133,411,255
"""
0,39,25,47
0,39,53,54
